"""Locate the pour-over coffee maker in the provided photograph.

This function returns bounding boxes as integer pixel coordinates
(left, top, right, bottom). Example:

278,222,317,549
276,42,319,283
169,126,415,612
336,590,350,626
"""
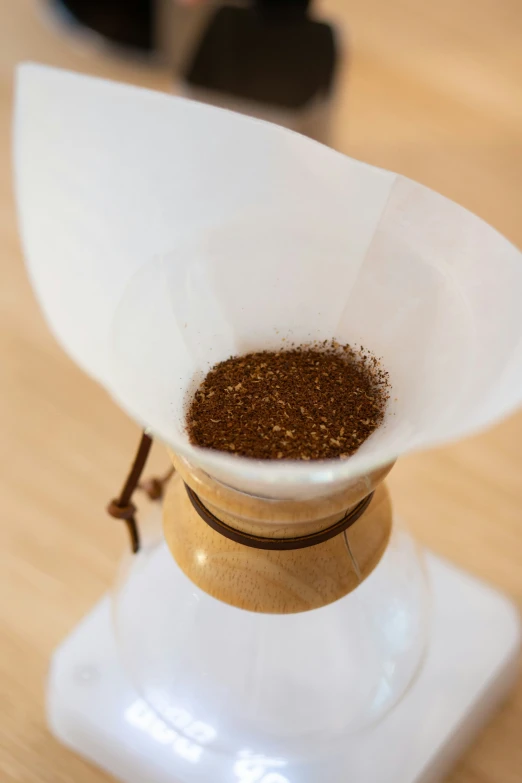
14,64,521,783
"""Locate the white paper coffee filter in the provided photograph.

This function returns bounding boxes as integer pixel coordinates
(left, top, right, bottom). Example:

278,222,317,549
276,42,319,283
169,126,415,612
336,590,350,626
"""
14,64,522,500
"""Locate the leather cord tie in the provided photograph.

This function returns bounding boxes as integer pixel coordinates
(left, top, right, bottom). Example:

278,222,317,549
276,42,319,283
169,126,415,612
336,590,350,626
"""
107,500,137,520
185,483,374,551
106,431,174,554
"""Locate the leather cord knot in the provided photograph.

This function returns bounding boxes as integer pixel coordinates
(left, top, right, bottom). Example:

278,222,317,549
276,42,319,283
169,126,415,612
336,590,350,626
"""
107,498,140,554
106,432,176,554
139,467,175,501
107,499,137,520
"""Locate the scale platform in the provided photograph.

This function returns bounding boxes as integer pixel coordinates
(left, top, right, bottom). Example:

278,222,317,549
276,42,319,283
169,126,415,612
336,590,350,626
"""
48,553,520,783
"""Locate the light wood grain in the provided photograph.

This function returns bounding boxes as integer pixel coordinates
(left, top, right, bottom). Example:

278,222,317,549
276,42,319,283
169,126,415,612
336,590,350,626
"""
1,0,522,780
163,459,392,612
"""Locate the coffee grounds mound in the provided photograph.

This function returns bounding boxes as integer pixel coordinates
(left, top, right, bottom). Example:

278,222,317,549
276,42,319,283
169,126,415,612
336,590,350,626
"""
187,342,390,461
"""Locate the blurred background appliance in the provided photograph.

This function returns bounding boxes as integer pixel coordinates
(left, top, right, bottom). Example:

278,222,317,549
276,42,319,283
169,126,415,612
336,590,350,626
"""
49,0,340,139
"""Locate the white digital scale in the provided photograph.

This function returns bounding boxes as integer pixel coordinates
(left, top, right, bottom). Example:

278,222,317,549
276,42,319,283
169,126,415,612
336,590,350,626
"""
48,552,521,783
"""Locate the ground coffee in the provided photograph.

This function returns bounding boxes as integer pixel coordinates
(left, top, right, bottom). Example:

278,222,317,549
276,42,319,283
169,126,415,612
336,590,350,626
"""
187,342,390,461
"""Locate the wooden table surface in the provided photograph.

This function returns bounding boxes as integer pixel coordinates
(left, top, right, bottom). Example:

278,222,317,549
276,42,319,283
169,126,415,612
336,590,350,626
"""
1,1,522,781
